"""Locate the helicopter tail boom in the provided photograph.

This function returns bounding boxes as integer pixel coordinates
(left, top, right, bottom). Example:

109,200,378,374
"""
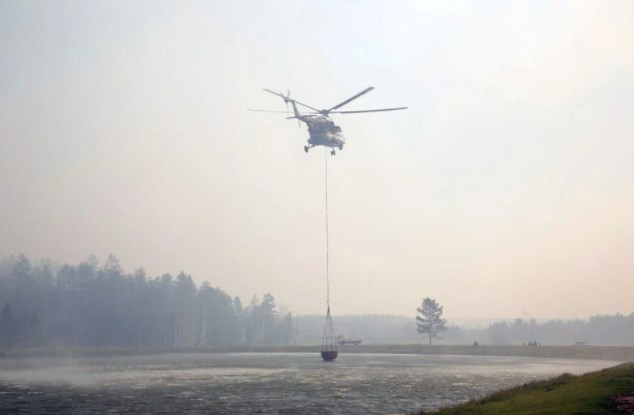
289,100,301,120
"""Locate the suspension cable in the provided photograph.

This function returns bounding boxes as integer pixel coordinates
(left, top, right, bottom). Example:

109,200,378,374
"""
324,148,330,311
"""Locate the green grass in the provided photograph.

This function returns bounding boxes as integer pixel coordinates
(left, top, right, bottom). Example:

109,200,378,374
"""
422,363,634,415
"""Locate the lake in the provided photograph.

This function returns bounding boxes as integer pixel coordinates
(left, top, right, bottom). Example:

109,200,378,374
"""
0,352,616,414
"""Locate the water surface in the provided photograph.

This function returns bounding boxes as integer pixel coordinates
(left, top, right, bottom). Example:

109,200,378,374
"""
0,352,616,414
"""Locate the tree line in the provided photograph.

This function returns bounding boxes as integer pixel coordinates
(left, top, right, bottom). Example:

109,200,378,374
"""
0,254,295,349
482,316,634,346
292,313,634,346
414,297,634,346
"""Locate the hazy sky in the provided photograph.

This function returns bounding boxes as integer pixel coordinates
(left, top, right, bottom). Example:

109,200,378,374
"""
1,1,633,319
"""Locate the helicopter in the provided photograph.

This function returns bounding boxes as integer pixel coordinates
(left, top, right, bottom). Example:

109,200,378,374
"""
250,87,407,155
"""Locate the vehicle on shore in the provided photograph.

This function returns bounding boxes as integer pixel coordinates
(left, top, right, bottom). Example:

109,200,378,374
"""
336,335,362,346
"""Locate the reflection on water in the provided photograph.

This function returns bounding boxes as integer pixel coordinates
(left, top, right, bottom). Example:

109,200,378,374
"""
0,353,615,414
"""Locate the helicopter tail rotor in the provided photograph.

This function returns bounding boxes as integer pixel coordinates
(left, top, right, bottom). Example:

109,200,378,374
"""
283,91,299,127
283,90,301,127
285,91,301,127
284,90,291,106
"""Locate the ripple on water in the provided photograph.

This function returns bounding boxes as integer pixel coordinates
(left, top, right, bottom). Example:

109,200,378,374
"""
0,353,617,414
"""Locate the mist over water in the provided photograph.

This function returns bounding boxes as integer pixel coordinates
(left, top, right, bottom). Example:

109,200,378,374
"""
0,353,615,414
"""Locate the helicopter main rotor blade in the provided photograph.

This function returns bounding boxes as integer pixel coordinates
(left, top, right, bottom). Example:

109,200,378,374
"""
292,100,321,112
262,89,320,112
330,106,408,114
262,89,288,99
326,86,375,112
247,109,295,113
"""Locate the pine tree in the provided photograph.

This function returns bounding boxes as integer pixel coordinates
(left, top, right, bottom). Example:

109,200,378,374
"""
416,297,447,345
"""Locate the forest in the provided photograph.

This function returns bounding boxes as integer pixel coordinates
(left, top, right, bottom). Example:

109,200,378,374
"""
2,254,633,349
0,254,294,349
479,315,634,346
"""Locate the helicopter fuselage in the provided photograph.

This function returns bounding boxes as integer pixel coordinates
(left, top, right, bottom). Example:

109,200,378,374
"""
300,115,345,150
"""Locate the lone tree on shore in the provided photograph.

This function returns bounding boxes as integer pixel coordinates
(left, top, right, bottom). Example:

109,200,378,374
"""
416,297,447,345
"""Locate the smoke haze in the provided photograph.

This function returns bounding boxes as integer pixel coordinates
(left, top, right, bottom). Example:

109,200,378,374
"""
1,1,633,319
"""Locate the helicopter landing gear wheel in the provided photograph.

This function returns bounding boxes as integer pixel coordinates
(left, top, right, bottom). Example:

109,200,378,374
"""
331,149,336,156
339,144,344,150
304,146,309,153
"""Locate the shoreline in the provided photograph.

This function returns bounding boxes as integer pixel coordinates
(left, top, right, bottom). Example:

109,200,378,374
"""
3,344,634,362
419,362,634,415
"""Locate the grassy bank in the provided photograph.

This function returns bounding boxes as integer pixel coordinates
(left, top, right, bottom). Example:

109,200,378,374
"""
3,344,634,362
419,362,634,415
